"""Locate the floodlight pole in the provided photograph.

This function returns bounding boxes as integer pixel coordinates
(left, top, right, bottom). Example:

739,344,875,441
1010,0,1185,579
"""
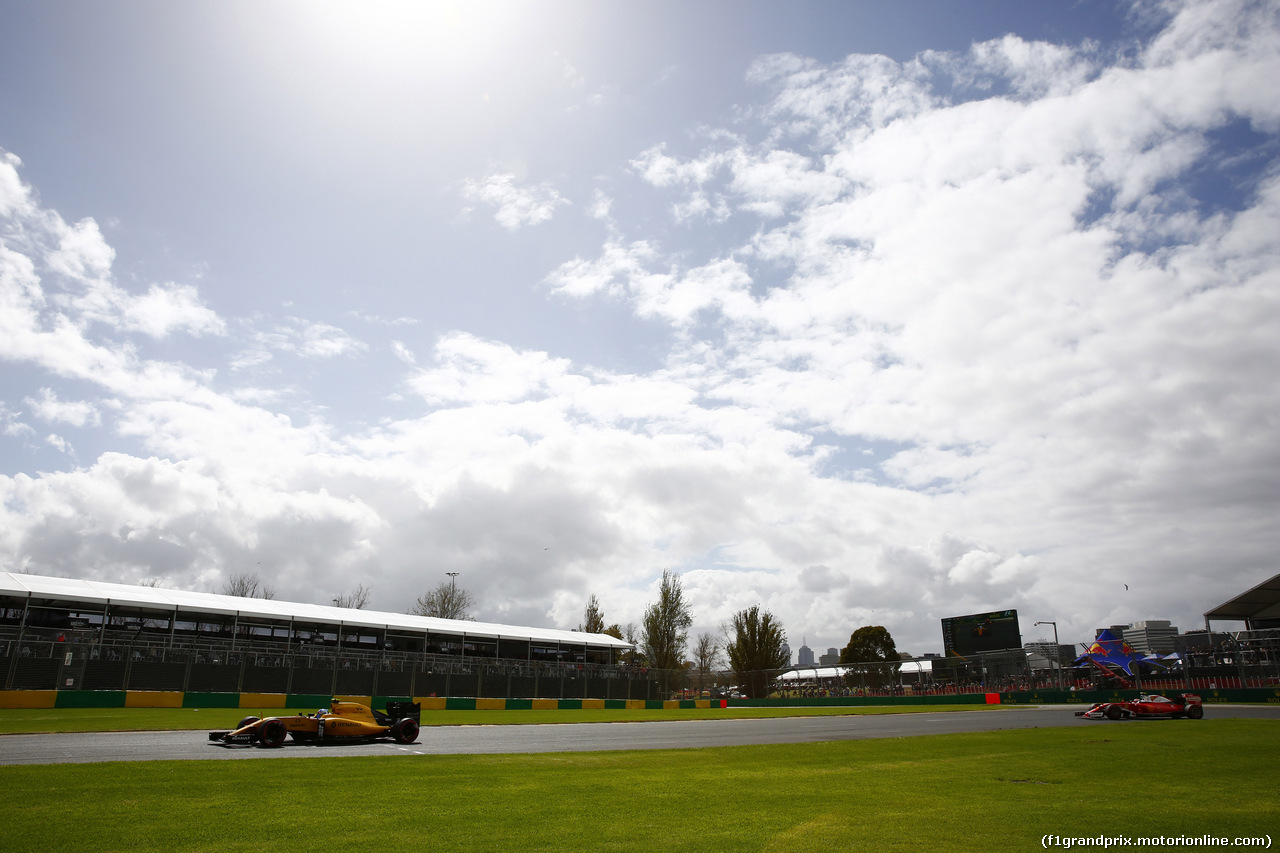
446,572,459,620
1035,621,1061,690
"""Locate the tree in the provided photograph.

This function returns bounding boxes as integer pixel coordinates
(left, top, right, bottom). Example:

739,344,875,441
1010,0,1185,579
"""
333,583,370,609
725,606,788,699
409,579,476,620
839,625,900,690
693,631,722,696
641,569,692,671
615,622,640,665
579,593,606,634
223,572,275,600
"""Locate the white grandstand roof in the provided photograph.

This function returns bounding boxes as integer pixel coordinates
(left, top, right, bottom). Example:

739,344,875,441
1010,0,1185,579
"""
778,661,933,680
0,571,631,649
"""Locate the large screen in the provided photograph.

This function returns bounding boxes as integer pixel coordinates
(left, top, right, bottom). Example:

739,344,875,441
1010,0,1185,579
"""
941,609,1022,656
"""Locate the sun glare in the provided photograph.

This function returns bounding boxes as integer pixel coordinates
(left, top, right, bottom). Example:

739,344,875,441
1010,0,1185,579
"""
293,0,534,76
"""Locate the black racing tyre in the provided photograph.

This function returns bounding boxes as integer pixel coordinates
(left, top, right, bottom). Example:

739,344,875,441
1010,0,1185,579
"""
237,716,261,730
1186,704,1203,719
392,717,420,745
258,718,288,747
1104,705,1125,720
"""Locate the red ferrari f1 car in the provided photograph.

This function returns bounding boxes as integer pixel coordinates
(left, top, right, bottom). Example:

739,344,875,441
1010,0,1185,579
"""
1075,693,1203,720
209,699,421,747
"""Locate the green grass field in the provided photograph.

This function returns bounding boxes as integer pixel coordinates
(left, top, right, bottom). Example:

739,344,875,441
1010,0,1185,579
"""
0,703,1007,734
1,719,1275,851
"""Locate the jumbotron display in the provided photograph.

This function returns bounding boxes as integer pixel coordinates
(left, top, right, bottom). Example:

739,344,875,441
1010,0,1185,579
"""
941,609,1023,656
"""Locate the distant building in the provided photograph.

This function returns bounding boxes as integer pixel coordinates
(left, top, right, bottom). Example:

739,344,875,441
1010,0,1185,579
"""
1025,640,1074,666
1093,621,1180,655
819,648,840,665
798,644,815,666
1123,620,1179,654
780,642,791,666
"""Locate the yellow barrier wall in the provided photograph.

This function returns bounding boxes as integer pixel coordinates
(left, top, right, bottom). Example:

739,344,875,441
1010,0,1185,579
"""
239,693,288,709
475,698,506,710
531,698,558,710
125,691,184,708
0,690,56,709
415,696,447,710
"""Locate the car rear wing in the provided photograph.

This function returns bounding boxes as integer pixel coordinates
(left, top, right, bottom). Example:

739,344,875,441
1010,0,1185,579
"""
380,701,421,724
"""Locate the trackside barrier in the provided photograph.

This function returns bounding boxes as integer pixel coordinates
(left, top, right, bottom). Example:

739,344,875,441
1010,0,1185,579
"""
1002,687,1280,705
0,691,735,710
727,693,989,707
4,688,1278,710
0,690,55,709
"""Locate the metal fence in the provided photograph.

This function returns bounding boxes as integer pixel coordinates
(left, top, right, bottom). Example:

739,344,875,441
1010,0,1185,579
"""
6,628,1277,700
1,633,674,700
743,629,1280,699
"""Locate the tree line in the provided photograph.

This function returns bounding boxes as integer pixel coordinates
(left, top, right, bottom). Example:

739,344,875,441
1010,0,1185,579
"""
219,569,900,696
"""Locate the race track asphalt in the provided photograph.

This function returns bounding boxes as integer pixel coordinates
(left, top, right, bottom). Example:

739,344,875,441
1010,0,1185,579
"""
3,704,1278,766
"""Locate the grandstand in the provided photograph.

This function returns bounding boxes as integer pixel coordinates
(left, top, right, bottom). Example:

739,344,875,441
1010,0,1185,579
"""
0,571,655,700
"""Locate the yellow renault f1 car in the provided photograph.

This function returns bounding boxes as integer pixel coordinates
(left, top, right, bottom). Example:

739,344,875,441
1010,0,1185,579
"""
209,699,421,747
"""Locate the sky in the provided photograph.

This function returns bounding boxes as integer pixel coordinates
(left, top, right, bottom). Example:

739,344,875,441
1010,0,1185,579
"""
1,0,1278,659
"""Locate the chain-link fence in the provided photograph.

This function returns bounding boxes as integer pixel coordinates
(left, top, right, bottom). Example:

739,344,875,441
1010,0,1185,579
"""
5,628,1277,699
733,630,1280,699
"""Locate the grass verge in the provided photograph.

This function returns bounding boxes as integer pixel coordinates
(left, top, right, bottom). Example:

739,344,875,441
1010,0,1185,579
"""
1,720,1276,851
0,703,1007,734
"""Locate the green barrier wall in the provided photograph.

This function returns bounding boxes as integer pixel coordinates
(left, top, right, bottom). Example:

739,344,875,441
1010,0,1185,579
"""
54,691,126,709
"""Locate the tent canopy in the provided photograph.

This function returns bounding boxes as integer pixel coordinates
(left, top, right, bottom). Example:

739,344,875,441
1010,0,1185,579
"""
1203,572,1280,627
1071,629,1167,676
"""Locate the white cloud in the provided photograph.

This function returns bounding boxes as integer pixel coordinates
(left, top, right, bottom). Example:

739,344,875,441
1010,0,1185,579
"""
545,239,659,299
0,403,35,440
631,144,731,188
25,388,100,428
2,3,1278,655
546,241,757,326
390,340,416,365
349,310,418,327
406,332,583,406
0,149,224,351
542,0,1280,645
236,317,367,367
121,283,226,338
588,188,613,221
0,151,34,219
461,172,570,230
951,34,1098,98
46,216,115,282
